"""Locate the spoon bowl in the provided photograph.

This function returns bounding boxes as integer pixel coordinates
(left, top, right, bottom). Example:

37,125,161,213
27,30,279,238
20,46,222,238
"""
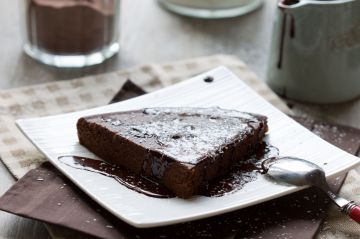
263,157,325,187
262,156,360,224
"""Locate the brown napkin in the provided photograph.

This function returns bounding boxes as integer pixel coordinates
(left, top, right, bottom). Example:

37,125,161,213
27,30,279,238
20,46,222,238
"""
108,80,146,104
0,81,360,239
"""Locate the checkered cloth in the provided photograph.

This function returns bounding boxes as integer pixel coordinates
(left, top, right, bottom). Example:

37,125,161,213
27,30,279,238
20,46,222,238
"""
0,55,358,238
0,55,289,179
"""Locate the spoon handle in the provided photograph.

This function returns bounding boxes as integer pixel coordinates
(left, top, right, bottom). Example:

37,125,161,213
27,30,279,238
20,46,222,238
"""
344,202,360,224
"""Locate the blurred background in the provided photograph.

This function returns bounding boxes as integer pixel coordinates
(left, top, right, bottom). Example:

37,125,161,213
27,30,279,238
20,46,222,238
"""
0,0,275,89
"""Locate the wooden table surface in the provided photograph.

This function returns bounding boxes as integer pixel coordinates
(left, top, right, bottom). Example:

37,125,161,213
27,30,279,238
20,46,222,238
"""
2,0,354,238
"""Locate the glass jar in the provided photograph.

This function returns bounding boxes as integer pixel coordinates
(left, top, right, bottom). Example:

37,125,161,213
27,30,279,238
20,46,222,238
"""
20,0,120,68
158,0,264,19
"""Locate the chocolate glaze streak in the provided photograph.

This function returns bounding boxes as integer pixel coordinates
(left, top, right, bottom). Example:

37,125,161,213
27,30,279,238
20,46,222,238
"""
277,13,288,69
290,15,296,38
58,143,279,198
277,0,297,69
58,156,175,198
277,13,296,69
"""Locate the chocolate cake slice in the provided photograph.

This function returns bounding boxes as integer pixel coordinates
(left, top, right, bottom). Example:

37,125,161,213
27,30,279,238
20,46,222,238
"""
77,107,268,198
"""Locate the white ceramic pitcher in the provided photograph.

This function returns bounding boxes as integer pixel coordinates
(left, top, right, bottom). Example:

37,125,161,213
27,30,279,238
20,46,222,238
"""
267,0,360,103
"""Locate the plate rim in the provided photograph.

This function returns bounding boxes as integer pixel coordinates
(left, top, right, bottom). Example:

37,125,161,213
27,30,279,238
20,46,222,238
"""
15,66,360,228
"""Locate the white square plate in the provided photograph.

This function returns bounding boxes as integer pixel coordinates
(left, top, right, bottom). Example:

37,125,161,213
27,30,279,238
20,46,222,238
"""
17,67,360,228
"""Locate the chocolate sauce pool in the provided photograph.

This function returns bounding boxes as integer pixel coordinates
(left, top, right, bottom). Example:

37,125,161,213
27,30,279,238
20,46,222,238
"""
58,156,174,198
200,142,279,197
58,142,278,198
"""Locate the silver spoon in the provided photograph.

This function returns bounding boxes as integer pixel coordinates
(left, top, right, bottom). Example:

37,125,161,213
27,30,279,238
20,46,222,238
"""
262,156,360,224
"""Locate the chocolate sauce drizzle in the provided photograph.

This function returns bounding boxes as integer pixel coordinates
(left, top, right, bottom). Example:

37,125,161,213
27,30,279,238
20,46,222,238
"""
58,143,279,198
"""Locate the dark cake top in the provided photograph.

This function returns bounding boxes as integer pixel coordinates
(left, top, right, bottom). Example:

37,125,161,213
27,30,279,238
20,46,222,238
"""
86,107,266,165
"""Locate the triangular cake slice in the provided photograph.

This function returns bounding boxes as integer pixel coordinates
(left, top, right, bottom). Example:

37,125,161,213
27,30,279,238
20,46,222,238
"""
77,107,268,198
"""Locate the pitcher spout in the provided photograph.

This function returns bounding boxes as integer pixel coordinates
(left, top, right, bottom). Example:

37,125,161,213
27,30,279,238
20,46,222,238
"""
279,0,357,10
278,0,305,10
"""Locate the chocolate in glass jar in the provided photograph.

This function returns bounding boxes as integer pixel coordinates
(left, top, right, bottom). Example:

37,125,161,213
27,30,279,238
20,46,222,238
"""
22,0,120,67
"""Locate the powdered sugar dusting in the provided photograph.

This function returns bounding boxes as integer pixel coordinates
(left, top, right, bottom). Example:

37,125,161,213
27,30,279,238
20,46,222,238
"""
101,107,265,164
